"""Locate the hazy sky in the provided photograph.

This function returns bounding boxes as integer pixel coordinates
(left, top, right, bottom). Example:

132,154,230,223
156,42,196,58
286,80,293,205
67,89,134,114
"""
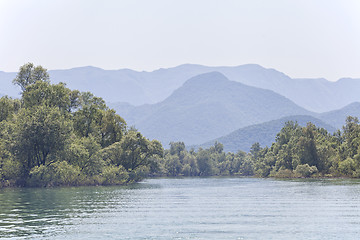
0,0,359,81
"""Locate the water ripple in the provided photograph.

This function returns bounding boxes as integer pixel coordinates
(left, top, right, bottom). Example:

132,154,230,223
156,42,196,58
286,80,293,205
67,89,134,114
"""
1,178,360,239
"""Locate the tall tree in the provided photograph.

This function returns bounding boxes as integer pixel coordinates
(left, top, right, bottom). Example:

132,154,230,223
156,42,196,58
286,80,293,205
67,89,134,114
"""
13,63,49,92
117,130,163,171
342,116,360,159
12,105,72,175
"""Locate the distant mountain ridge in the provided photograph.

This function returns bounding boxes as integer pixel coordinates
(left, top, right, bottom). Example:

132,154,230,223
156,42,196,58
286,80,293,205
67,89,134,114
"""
2,66,360,150
317,102,360,129
1,64,360,112
0,71,19,97
194,115,337,153
113,72,312,146
193,102,360,153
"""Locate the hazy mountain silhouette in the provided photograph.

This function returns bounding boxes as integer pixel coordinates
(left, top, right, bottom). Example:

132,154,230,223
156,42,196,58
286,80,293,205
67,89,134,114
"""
113,72,312,146
317,102,360,129
0,71,18,97
195,115,336,153
2,65,360,148
1,64,360,112
194,102,360,153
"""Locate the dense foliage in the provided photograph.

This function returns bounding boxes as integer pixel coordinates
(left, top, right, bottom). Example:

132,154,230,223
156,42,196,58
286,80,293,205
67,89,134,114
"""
155,118,360,179
0,64,163,187
250,118,360,178
154,141,253,177
2,64,360,188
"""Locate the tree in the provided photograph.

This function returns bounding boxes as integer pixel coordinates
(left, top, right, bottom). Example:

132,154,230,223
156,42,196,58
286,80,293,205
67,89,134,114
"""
210,141,224,154
0,63,166,187
12,105,72,176
13,63,49,92
99,109,126,148
22,81,77,113
275,121,300,145
102,130,163,172
250,142,261,160
196,149,213,176
165,155,182,176
296,123,319,168
342,116,360,159
0,97,21,122
120,131,163,171
73,92,107,139
169,142,186,156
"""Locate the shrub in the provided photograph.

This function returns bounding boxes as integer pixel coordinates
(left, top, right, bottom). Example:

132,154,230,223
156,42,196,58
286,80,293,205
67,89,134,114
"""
29,161,81,187
1,158,22,183
101,165,129,185
294,164,318,178
338,158,356,176
270,167,294,178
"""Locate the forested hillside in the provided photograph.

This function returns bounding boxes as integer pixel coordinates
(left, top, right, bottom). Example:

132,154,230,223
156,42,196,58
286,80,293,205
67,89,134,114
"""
0,64,163,187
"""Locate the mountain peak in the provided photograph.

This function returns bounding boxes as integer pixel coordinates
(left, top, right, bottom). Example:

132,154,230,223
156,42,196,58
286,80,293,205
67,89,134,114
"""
183,71,229,87
66,66,104,72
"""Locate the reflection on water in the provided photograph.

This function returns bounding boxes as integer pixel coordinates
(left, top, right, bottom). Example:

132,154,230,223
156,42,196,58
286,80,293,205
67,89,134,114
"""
1,178,360,239
0,185,138,239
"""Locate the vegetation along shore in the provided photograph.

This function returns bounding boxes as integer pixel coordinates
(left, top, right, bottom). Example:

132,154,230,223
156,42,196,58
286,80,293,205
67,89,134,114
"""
1,64,360,187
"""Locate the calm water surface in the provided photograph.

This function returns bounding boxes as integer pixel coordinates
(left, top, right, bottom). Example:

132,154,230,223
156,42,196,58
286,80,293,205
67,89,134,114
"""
1,178,360,239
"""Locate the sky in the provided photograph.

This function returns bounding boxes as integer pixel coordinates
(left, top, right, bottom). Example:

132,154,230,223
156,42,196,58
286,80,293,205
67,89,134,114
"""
0,0,359,81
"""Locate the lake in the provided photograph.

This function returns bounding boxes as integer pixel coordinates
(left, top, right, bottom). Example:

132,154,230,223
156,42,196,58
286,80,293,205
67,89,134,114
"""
1,177,360,239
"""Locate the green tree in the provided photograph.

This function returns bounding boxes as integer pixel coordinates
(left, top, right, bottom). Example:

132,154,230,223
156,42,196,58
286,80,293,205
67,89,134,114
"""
22,81,78,113
117,131,163,171
342,116,360,159
169,142,186,156
73,92,107,140
13,63,49,92
0,63,165,187
250,142,261,160
165,155,182,176
12,105,72,176
98,109,126,148
295,123,319,169
0,97,21,122
196,149,213,176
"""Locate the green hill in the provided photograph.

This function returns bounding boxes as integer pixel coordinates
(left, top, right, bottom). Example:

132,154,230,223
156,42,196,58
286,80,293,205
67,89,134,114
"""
195,115,336,152
318,102,360,129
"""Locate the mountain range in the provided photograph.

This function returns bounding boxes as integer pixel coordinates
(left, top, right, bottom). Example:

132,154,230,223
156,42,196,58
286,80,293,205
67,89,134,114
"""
110,72,359,147
1,64,360,152
1,64,360,112
194,115,337,153
195,102,360,153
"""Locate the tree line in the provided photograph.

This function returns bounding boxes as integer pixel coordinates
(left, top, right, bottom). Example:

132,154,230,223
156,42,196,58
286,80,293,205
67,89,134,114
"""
0,63,162,187
156,117,360,178
2,63,360,187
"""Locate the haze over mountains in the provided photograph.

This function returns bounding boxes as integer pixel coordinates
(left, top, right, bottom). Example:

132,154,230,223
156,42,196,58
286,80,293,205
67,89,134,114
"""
196,102,360,153
50,65,360,113
112,72,312,145
1,64,360,152
195,115,337,153
1,64,360,112
111,72,360,148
